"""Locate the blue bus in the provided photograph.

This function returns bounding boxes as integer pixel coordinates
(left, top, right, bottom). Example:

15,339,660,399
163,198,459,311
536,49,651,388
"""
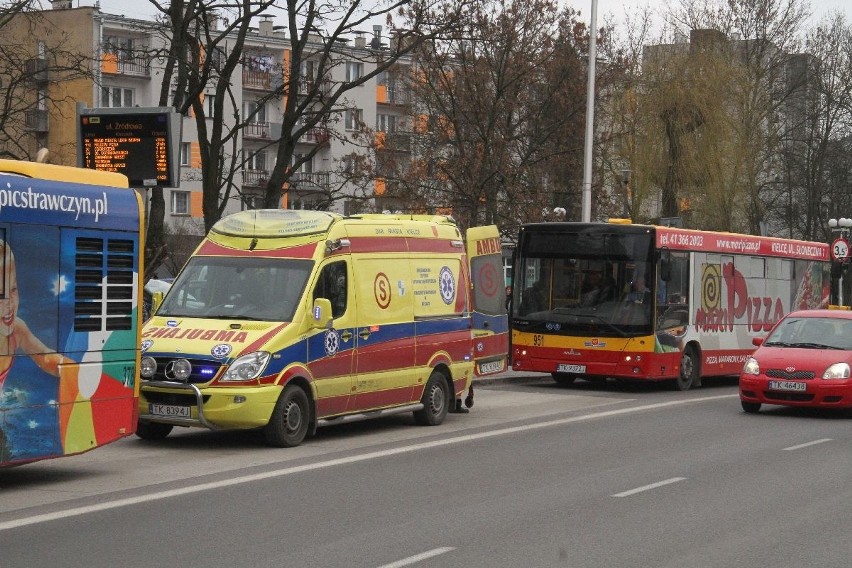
0,159,143,466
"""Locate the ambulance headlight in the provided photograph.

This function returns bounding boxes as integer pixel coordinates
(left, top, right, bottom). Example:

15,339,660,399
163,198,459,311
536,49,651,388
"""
222,351,271,381
171,359,192,381
140,356,157,378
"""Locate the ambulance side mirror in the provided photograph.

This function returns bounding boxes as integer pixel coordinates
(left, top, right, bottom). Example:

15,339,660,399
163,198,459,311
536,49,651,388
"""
152,291,165,313
311,298,334,329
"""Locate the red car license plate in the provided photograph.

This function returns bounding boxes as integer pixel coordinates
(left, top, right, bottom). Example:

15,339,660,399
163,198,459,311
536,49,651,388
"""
767,380,806,392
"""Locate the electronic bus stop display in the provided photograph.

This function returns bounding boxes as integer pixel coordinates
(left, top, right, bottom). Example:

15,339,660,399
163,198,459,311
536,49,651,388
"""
78,107,181,188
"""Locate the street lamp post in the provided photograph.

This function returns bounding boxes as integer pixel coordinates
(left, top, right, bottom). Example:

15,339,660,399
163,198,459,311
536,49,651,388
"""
580,0,598,223
828,217,852,306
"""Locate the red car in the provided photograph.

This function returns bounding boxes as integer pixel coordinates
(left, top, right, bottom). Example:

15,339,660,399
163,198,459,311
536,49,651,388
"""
740,309,852,413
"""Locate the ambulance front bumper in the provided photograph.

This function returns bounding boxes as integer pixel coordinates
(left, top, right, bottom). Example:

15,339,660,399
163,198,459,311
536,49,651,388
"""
139,380,281,430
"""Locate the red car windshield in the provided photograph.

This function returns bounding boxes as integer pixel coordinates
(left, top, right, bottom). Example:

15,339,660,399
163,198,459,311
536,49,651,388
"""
764,316,852,350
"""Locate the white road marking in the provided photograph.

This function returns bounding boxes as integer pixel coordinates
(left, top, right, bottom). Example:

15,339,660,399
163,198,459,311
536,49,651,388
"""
783,438,833,451
612,477,687,498
377,547,455,568
0,393,736,532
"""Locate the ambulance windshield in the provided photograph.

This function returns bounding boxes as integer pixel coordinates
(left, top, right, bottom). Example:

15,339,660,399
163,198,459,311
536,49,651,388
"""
157,256,313,321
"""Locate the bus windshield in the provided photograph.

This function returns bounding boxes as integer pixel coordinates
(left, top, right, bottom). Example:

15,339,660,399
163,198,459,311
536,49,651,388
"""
512,227,656,336
157,256,314,321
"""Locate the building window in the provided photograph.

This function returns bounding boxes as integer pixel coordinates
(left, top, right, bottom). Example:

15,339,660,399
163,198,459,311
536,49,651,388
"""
171,190,190,215
245,150,266,171
345,109,362,131
345,61,362,82
376,114,396,132
180,142,191,166
206,93,215,117
243,100,266,122
101,87,134,108
104,36,134,57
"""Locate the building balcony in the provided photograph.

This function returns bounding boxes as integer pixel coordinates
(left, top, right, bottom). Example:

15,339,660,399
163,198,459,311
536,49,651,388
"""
379,88,412,106
242,169,269,187
376,131,412,152
101,52,151,77
244,122,270,139
25,109,48,132
289,171,331,193
243,69,272,90
301,127,330,145
24,58,48,84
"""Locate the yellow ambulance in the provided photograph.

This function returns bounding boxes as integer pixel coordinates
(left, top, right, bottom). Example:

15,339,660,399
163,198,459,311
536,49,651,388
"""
138,210,508,447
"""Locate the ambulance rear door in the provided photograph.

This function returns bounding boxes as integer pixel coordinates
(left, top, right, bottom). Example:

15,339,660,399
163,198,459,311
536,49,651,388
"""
466,225,509,376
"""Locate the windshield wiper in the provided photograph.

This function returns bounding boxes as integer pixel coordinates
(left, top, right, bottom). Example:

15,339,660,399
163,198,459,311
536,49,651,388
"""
763,341,791,347
204,314,267,321
787,342,841,350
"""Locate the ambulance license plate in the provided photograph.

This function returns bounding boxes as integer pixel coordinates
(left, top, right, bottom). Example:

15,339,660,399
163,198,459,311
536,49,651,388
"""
767,380,806,392
479,360,505,374
150,404,191,418
557,364,586,373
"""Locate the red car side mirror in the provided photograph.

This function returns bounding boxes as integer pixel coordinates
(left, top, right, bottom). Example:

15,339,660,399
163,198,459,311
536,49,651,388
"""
752,337,764,347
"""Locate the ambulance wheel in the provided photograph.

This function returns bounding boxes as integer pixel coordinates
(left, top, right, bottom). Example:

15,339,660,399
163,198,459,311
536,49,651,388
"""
551,373,577,386
414,371,450,426
135,421,173,441
264,385,310,448
672,345,700,391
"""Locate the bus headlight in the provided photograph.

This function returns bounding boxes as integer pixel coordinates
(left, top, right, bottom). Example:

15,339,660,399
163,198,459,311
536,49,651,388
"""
221,351,271,381
140,356,157,378
742,357,760,375
823,363,850,379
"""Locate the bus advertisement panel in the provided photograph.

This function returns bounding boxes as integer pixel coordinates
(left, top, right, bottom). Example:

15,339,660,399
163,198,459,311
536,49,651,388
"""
510,222,830,390
0,160,143,467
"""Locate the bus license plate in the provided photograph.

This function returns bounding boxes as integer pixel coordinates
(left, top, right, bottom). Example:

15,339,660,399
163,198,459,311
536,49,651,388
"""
768,380,806,392
557,364,586,373
150,404,191,418
479,360,505,374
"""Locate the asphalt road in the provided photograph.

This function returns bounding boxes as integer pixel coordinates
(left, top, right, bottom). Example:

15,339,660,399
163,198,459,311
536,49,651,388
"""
1,376,850,568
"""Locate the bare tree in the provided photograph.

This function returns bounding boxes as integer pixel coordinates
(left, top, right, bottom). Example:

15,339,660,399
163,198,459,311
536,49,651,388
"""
140,0,472,275
782,12,852,240
369,0,590,234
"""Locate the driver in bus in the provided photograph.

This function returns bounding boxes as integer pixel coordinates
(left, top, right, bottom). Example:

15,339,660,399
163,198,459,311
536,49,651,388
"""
626,273,652,304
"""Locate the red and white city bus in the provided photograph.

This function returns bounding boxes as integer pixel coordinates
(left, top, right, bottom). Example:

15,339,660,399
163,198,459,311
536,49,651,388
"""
510,221,830,390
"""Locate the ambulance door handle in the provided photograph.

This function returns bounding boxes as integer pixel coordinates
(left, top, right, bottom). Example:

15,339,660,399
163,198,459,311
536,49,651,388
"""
341,331,353,342
359,329,371,340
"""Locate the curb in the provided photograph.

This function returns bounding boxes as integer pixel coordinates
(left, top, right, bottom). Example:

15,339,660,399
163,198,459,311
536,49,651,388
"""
473,372,550,386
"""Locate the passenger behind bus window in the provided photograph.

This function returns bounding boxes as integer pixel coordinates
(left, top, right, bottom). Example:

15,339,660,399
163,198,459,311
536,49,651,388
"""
579,269,615,307
520,279,548,315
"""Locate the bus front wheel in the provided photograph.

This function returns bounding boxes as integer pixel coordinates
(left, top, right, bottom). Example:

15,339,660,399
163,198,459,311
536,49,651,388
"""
673,345,700,391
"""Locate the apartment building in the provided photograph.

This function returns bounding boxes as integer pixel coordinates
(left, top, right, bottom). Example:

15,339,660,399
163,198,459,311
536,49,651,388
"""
0,1,414,232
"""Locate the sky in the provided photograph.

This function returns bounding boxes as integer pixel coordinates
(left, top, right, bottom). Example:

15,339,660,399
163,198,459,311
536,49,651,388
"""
75,0,852,33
